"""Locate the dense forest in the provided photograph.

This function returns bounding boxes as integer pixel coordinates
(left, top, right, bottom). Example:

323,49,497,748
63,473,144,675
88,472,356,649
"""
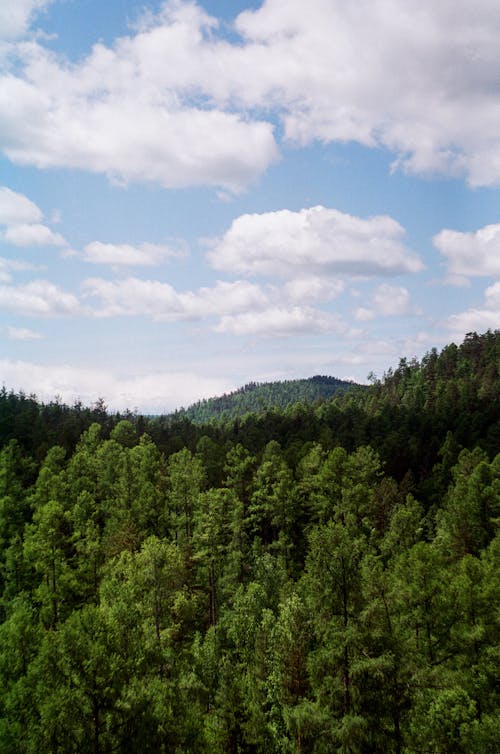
171,376,357,424
0,330,498,753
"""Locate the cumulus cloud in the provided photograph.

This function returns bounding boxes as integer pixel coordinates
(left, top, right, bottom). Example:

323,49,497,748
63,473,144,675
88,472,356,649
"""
82,277,270,321
372,284,414,316
82,277,182,319
208,206,422,278
283,277,345,303
215,306,346,337
0,358,233,413
82,275,356,339
0,186,42,224
0,0,52,41
0,280,80,316
2,222,66,247
83,241,186,266
354,307,375,322
231,0,500,186
2,1,500,186
0,4,279,192
433,223,500,278
354,283,417,320
0,186,67,248
447,281,500,336
6,326,42,340
191,280,269,318
0,255,41,283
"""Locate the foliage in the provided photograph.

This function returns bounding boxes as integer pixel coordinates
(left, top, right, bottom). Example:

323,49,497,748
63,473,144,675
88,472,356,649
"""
0,330,499,751
171,375,358,425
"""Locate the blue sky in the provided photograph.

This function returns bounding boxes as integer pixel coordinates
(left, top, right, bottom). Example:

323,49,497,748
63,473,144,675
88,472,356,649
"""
0,0,499,413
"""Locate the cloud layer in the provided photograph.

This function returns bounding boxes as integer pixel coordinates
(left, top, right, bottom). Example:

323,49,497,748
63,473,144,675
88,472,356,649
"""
0,2,279,192
229,0,500,186
0,188,428,342
2,1,500,187
82,277,270,321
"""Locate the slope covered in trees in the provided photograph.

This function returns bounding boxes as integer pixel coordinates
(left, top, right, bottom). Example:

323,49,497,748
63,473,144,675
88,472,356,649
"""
171,375,358,424
0,330,498,752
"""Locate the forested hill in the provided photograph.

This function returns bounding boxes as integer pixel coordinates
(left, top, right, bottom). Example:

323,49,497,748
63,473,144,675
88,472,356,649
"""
0,331,498,752
171,375,358,423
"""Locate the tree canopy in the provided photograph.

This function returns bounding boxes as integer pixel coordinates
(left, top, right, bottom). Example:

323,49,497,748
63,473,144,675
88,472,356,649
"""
0,330,498,752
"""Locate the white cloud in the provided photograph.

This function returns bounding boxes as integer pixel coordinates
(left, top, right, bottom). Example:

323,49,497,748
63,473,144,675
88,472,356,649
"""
230,0,500,186
0,358,232,413
0,280,80,316
0,6,279,192
447,281,500,336
2,222,66,247
0,255,41,283
485,281,500,309
0,186,67,248
82,276,354,338
4,0,500,187
0,186,42,224
354,307,375,322
6,326,42,340
208,206,422,278
215,306,346,337
354,283,418,320
283,277,345,303
83,241,185,266
82,276,270,321
433,223,500,278
190,280,269,318
0,259,12,283
0,0,53,41
82,277,181,318
372,284,413,316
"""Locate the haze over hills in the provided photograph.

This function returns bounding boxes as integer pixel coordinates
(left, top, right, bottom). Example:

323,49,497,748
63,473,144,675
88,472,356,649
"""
171,375,361,424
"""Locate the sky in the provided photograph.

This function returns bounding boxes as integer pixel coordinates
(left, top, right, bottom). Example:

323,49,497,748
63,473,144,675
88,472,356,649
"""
0,0,499,414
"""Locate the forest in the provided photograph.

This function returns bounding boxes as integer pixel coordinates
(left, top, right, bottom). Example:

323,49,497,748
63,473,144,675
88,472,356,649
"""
171,376,356,425
0,330,498,753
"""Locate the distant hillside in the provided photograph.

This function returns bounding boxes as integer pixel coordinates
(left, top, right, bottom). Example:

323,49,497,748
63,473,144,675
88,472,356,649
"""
171,375,361,424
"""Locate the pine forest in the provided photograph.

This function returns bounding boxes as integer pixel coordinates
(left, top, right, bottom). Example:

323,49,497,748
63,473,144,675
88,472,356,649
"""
0,329,499,754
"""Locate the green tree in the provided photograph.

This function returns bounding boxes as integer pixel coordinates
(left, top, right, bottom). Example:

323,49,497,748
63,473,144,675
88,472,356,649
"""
302,521,368,753
24,499,76,629
436,450,499,559
0,596,40,753
29,604,135,753
248,441,296,566
166,448,205,546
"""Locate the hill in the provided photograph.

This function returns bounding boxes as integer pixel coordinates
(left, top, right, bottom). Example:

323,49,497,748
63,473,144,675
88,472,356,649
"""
171,374,360,424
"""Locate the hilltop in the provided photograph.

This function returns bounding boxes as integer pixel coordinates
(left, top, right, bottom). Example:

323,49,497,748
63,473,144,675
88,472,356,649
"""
171,374,360,424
